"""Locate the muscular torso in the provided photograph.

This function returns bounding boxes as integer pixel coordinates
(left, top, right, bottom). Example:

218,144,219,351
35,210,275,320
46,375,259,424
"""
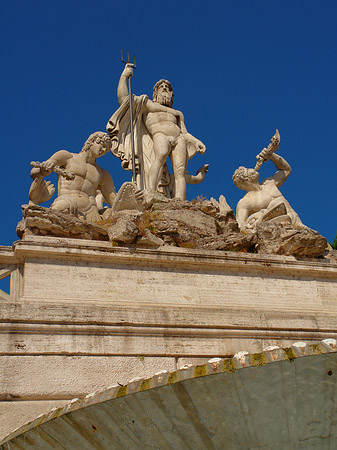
145,110,182,138
55,153,103,211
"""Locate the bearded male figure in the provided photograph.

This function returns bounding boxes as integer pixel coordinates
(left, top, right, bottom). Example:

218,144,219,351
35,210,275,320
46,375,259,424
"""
107,64,206,200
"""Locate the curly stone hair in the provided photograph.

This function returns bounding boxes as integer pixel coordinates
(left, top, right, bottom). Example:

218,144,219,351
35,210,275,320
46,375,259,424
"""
81,132,111,153
232,166,259,189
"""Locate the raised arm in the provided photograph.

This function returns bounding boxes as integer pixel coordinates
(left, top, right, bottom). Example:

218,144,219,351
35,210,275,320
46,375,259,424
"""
257,145,291,188
261,153,292,188
117,64,133,105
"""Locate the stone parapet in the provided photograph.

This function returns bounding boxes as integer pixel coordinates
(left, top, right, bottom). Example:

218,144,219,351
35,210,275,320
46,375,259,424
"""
1,235,337,358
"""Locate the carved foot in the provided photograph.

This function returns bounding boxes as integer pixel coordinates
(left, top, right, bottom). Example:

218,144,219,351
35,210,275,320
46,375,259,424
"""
142,189,169,208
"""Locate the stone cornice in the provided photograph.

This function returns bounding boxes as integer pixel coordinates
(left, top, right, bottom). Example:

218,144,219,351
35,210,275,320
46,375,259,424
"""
11,236,337,277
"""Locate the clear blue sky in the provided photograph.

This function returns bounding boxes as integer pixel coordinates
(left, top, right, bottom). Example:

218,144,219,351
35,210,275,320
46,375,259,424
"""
1,0,336,247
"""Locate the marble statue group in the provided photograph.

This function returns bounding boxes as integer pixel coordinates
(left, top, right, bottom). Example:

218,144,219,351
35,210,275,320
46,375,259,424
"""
29,63,209,217
22,59,327,256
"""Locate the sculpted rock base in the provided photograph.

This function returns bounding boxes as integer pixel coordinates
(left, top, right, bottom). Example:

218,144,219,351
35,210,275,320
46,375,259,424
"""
92,199,256,252
17,205,109,241
17,201,327,257
138,200,256,251
256,222,327,257
108,212,140,244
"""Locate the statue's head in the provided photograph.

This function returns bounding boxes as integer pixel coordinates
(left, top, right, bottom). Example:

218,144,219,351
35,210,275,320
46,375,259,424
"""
232,166,259,190
153,79,173,106
81,132,112,156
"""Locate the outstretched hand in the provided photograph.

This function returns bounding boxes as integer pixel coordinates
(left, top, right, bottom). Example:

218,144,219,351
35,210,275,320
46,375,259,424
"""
29,178,55,205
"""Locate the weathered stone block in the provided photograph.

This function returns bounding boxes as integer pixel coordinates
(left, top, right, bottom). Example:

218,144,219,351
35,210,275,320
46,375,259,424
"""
256,222,327,257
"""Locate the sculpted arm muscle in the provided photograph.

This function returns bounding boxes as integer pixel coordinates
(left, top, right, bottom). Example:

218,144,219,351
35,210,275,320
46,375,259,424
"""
99,170,116,206
236,199,250,229
30,150,73,178
117,76,129,105
178,112,206,154
117,64,133,105
261,153,291,188
145,99,174,114
46,150,73,167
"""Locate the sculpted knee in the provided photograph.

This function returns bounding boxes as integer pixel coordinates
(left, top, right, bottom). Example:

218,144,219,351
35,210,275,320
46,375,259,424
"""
154,145,171,161
51,200,68,212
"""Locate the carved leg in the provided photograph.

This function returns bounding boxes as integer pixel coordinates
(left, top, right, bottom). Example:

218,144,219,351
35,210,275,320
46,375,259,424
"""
149,133,171,193
171,137,187,200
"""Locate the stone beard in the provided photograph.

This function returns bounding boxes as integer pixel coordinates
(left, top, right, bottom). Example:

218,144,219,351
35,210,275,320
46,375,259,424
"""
154,91,173,107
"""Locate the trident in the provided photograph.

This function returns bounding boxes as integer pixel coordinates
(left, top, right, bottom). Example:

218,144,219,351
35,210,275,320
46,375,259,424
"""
121,49,137,184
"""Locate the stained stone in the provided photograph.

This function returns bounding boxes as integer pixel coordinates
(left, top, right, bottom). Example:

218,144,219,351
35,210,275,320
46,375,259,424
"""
256,222,327,257
17,205,109,241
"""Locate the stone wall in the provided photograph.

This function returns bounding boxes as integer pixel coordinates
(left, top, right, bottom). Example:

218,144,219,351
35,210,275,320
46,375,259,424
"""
1,236,337,439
